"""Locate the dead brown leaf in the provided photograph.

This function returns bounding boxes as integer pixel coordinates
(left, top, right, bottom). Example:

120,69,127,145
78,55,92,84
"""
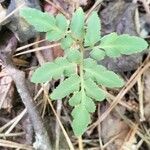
0,67,14,111
101,104,129,150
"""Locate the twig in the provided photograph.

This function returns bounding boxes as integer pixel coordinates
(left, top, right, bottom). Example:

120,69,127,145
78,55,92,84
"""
114,106,150,145
97,104,104,150
16,39,46,52
0,84,49,137
55,78,63,150
138,76,145,121
134,8,141,35
103,133,123,149
45,0,70,19
0,3,25,24
0,109,27,132
0,139,33,150
96,56,150,124
5,108,27,134
43,89,75,150
14,43,60,56
121,124,138,149
106,91,135,111
33,36,51,118
0,36,52,150
90,94,150,146
0,132,25,137
136,139,144,149
85,0,103,20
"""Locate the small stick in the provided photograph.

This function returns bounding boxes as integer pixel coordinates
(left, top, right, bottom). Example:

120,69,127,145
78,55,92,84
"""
0,139,33,150
16,39,46,52
0,132,25,138
55,99,62,150
96,56,150,124
0,109,27,132
103,133,123,149
0,3,25,24
55,78,63,150
97,104,104,150
121,124,138,149
14,43,60,56
45,0,70,19
5,108,27,134
85,0,103,20
136,139,144,148
138,76,145,121
134,8,141,35
0,36,52,150
43,89,75,150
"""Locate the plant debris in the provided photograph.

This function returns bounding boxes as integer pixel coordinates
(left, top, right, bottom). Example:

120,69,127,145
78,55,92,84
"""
0,0,150,149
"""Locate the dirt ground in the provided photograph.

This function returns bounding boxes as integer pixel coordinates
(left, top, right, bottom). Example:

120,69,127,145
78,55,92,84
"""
0,0,150,149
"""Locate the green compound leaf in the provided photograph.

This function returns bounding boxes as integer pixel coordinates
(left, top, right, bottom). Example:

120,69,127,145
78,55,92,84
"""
50,74,80,100
84,58,124,88
69,91,82,106
70,81,96,135
84,96,96,113
56,14,68,32
72,104,91,136
70,7,85,39
100,33,148,57
84,78,106,101
66,49,81,63
90,47,105,60
84,58,106,71
61,35,74,50
84,12,101,47
116,34,148,54
31,57,76,83
54,57,76,77
24,5,148,138
46,14,68,41
100,33,121,57
20,7,56,32
31,62,54,83
46,30,64,41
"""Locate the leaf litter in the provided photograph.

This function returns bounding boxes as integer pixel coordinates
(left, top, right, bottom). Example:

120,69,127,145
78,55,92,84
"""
0,0,150,149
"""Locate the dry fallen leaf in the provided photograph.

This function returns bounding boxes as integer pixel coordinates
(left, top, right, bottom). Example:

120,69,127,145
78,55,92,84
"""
0,66,14,112
101,104,130,150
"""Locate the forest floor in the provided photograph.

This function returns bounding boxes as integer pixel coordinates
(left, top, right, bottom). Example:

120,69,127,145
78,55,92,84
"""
0,0,150,149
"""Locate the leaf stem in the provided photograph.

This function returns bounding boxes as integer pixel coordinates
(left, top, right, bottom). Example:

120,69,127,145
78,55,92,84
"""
79,44,85,105
78,136,83,150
